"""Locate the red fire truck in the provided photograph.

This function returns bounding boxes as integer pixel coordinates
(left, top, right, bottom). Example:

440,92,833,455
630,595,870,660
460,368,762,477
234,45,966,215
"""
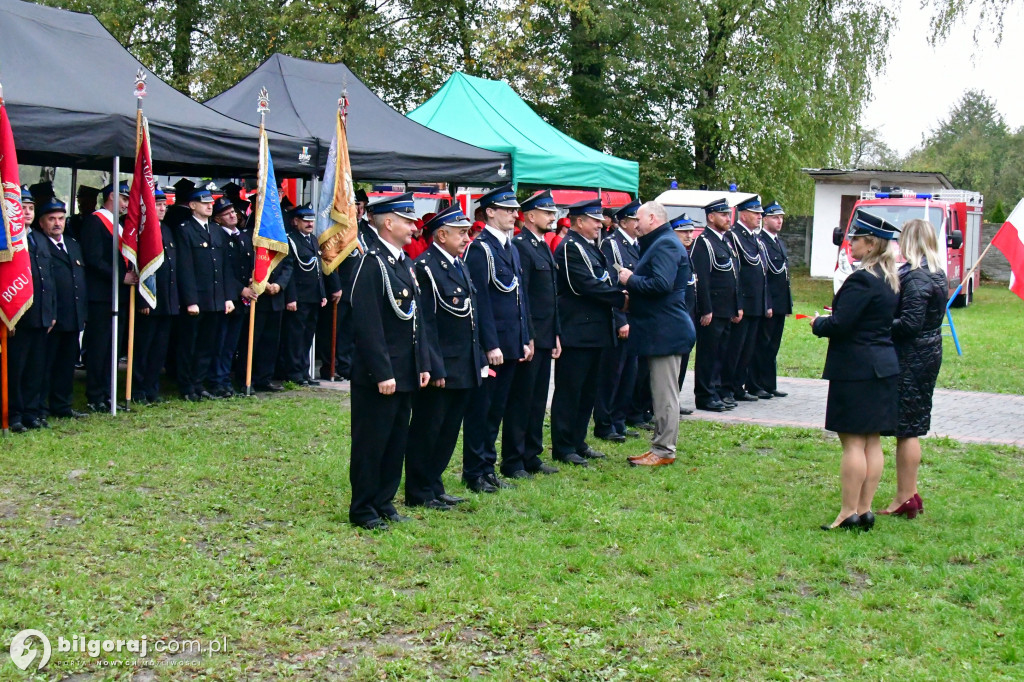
832,189,984,307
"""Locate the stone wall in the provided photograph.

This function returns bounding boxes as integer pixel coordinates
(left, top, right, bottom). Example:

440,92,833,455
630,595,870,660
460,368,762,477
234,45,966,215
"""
779,216,812,267
980,222,1011,282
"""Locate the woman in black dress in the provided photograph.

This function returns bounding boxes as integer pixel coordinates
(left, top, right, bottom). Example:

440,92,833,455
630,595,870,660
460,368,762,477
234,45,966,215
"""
879,219,948,519
810,210,901,531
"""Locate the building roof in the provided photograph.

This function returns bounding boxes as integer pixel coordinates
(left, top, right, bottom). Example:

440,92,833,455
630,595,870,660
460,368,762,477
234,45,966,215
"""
802,168,953,189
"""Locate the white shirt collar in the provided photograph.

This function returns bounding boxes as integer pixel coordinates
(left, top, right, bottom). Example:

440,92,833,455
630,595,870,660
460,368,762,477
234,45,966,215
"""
432,242,457,264
192,214,209,229
49,235,65,248
484,225,509,246
379,239,404,261
617,228,637,247
219,223,240,236
762,229,779,241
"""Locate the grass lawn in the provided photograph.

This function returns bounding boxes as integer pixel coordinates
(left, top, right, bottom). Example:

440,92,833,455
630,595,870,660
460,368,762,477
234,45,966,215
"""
780,271,1024,394
2,392,1022,680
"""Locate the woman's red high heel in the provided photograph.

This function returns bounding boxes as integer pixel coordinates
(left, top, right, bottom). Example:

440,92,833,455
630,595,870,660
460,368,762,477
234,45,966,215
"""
914,493,924,514
877,496,919,519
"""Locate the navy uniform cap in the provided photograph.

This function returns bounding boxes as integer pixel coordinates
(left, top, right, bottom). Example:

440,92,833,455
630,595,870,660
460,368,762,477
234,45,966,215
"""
735,196,764,214
102,182,131,199
478,183,520,210
763,202,784,216
671,213,695,231
293,206,315,221
703,197,731,214
212,197,235,216
38,198,67,216
154,189,166,202
367,191,418,218
520,189,557,213
21,185,34,203
567,198,604,220
354,188,369,204
849,209,899,240
189,188,215,203
423,204,472,235
614,199,641,222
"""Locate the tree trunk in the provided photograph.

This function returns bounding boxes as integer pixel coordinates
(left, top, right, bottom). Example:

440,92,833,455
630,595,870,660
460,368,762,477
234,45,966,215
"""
567,9,605,150
172,0,198,92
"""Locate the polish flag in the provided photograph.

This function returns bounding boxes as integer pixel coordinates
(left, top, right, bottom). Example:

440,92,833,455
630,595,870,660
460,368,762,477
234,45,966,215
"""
992,198,1024,301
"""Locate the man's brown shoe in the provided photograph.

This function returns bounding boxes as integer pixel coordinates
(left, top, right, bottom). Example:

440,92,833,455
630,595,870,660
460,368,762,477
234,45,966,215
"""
627,451,652,463
629,452,675,467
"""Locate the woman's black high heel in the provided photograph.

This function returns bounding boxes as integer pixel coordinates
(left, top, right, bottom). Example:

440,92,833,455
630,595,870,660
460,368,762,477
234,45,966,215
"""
858,511,875,531
821,513,861,531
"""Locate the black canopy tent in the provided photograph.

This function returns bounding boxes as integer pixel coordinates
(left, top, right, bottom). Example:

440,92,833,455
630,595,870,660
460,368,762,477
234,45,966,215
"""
205,54,511,183
0,0,317,176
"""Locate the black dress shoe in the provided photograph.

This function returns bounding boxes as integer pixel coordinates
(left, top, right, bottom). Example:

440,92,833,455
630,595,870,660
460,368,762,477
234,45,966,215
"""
10,422,27,433
485,473,515,489
554,453,589,467
679,407,694,415
383,512,413,523
438,493,467,505
211,387,233,399
579,446,606,459
53,410,88,419
753,390,773,399
197,390,217,401
771,390,788,398
465,476,498,493
183,393,201,403
147,395,165,405
132,396,150,406
527,463,560,475
821,514,861,531
87,401,110,413
697,401,728,412
39,418,51,428
256,382,285,393
306,378,321,386
734,392,759,401
859,511,875,531
421,499,453,511
353,518,389,531
721,396,737,406
621,429,641,438
595,431,626,443
627,420,655,432
24,418,43,429
503,469,533,480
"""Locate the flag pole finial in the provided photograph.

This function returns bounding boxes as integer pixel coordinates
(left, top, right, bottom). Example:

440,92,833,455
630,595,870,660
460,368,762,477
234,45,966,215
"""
257,87,270,115
0,80,5,106
134,69,148,99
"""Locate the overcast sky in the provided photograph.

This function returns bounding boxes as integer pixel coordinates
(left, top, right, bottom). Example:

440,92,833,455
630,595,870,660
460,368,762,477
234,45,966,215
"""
862,3,1024,155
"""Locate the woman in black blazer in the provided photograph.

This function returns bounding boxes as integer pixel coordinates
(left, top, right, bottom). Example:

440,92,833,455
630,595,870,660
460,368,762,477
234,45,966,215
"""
811,210,901,531
880,219,948,519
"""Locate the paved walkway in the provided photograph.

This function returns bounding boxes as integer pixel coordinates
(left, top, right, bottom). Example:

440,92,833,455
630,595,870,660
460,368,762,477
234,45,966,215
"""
315,371,1024,448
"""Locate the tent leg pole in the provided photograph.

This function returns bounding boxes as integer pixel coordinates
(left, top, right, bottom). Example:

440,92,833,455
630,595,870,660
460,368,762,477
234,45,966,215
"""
110,156,119,416
70,167,78,219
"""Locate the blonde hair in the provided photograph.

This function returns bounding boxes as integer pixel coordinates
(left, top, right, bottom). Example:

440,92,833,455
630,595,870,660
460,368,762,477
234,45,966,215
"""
900,219,944,274
858,235,900,293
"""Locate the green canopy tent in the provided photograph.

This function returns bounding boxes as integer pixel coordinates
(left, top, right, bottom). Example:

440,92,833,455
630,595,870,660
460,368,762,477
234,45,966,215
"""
408,73,639,195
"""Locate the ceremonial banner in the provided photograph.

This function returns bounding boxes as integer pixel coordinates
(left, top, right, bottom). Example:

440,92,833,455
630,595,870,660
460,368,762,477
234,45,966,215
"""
315,104,358,276
992,198,1024,301
251,124,289,295
0,85,33,329
123,114,164,308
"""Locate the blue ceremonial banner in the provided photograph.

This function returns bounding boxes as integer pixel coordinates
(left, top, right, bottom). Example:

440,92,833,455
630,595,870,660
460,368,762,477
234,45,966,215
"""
251,126,289,295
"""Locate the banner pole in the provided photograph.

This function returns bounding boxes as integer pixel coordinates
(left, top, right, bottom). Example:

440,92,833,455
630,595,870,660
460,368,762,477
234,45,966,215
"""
1,325,9,436
110,154,120,416
244,299,256,396
330,299,338,380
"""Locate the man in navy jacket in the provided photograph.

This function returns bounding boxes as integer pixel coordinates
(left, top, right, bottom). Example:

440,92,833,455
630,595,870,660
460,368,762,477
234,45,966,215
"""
616,202,696,467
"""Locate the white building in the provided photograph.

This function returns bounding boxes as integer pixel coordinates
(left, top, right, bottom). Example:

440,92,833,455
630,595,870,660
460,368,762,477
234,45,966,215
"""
803,169,953,277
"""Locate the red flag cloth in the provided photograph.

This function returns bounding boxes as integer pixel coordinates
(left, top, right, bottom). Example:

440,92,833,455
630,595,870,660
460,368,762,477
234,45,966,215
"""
0,95,33,330
992,198,1024,301
123,115,164,308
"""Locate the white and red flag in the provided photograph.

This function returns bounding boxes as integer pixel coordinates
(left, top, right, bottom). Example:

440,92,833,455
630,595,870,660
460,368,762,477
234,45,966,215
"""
992,198,1024,301
123,113,164,308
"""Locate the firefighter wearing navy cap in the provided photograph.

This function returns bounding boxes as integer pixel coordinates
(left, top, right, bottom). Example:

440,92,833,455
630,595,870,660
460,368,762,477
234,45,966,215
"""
461,183,532,493
175,187,233,401
245,207,294,394
723,195,772,403
348,192,430,530
753,202,792,398
208,196,254,398
691,197,741,412
7,188,56,432
37,198,88,419
133,189,182,404
551,198,628,466
281,206,326,386
80,182,136,411
592,199,642,443
504,190,562,478
669,213,699,412
404,205,486,510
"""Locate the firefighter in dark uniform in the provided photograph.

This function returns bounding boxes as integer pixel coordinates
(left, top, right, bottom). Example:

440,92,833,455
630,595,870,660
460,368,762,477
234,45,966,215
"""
244,211,293,394
348,192,430,530
405,205,485,509
133,189,182,404
753,201,792,398
80,182,136,411
593,199,642,442
282,206,326,385
8,189,56,431
175,188,232,401
461,184,533,493
503,189,562,478
671,213,699,414
209,196,254,398
551,199,628,466
37,199,89,419
691,198,741,412
723,195,772,402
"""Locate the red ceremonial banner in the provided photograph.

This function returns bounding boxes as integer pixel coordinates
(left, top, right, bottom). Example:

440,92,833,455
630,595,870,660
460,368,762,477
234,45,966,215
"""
124,115,164,308
0,93,33,330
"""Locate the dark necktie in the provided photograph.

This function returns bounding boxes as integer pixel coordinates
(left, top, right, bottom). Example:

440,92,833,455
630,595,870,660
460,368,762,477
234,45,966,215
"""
454,257,467,282
57,241,66,253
